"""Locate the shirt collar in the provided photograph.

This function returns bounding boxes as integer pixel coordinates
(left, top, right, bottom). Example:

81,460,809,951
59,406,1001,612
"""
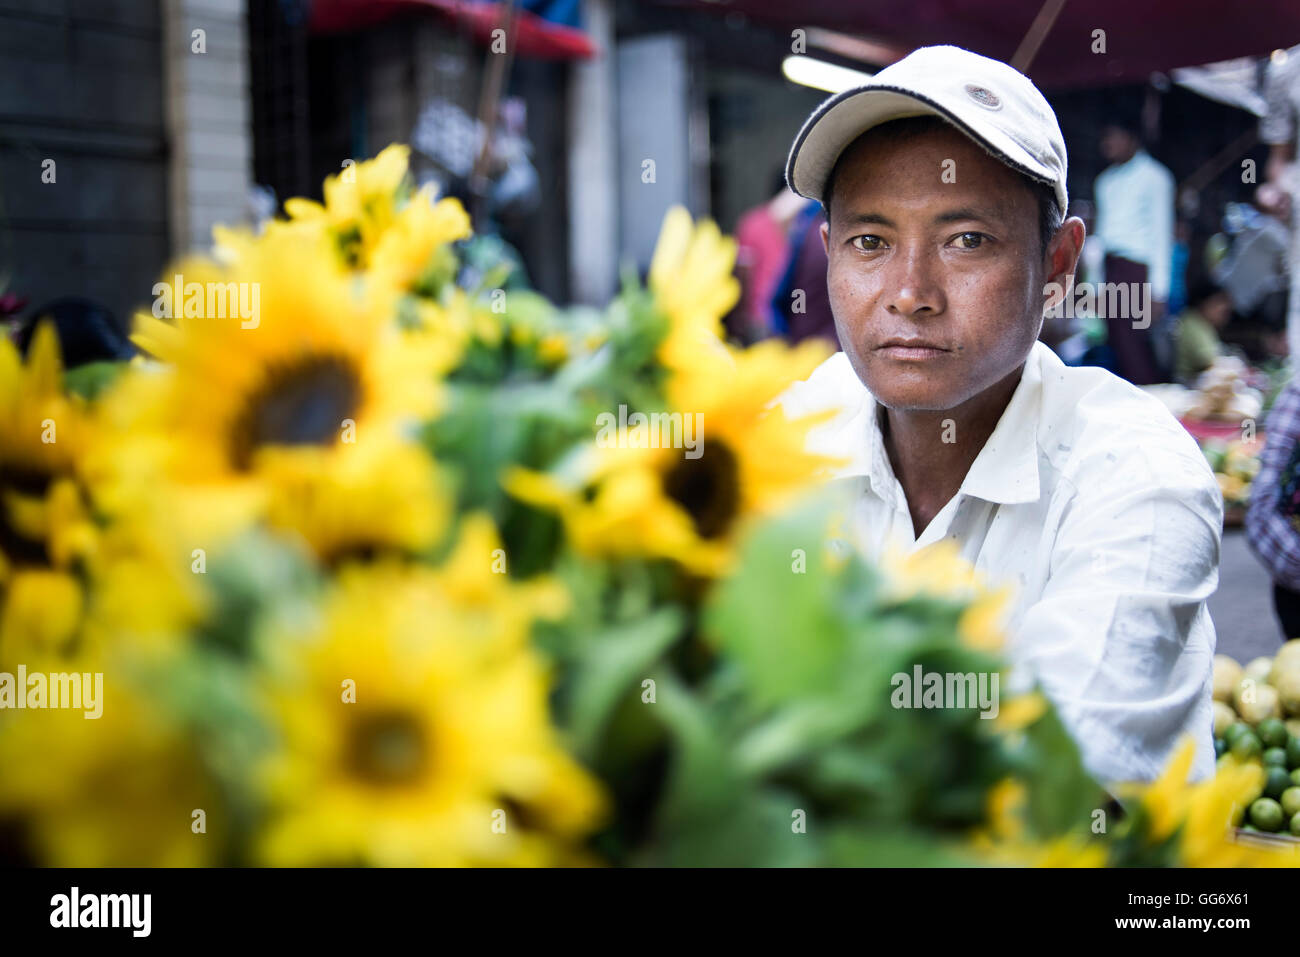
838,342,1047,507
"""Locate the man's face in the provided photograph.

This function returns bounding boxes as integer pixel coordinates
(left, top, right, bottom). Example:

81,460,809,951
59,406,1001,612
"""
821,125,1051,412
1099,126,1137,164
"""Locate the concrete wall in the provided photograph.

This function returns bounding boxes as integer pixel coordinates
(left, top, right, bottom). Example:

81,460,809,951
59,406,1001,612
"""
161,0,252,255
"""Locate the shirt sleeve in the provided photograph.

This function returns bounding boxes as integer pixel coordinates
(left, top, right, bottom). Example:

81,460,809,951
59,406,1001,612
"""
1260,57,1297,147
1010,439,1221,786
1245,382,1300,589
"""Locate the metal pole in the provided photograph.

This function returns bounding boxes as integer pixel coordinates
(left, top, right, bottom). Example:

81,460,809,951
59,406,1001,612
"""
470,0,520,229
1011,0,1069,74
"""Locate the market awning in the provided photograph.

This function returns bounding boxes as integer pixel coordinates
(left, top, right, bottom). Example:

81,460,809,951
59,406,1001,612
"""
310,0,597,60
648,0,1300,87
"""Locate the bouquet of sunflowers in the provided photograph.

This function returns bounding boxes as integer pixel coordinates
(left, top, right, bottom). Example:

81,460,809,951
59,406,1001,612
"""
0,145,1293,867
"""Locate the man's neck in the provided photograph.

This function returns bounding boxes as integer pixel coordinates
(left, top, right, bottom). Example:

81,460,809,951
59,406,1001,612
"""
1114,147,1141,168
880,363,1026,539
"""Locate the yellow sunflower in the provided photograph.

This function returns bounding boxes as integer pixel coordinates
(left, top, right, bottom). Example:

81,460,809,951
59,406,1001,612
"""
648,206,741,371
255,541,602,867
0,683,222,866
258,439,449,568
882,540,1012,653
115,227,451,492
276,144,413,270
0,326,98,663
506,338,836,577
369,185,471,292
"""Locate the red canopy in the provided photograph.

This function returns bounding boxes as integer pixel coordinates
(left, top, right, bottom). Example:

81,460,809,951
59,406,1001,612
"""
310,0,597,60
650,0,1300,87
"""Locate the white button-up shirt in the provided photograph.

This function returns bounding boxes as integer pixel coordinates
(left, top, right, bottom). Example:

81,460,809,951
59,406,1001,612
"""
779,341,1221,785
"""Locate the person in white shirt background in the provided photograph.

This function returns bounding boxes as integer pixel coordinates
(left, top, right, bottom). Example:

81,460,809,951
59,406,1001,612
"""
1092,116,1176,385
782,45,1220,787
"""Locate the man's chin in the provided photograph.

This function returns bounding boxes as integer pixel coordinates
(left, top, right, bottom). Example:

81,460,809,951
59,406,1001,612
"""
853,363,964,412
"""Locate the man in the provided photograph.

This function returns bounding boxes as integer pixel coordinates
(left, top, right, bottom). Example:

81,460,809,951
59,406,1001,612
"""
1092,117,1176,384
780,46,1220,786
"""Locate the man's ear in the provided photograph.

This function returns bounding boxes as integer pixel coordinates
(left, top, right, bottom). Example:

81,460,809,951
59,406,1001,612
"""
820,219,830,255
1043,216,1086,311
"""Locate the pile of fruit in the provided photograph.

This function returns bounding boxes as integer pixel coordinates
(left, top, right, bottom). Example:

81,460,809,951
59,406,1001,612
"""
1185,357,1265,422
1200,436,1263,509
1212,641,1300,837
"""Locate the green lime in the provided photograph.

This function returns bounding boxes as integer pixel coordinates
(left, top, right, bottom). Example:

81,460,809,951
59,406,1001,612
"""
1258,718,1290,748
1242,823,1260,832
1288,736,1300,769
1282,786,1300,819
1224,722,1253,745
1250,797,1285,832
1215,738,1227,758
1264,747,1289,767
1292,768,1300,788
1292,812,1300,837
1266,766,1293,800
1232,733,1263,761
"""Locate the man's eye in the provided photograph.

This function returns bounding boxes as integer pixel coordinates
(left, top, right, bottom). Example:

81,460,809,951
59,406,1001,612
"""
851,235,886,251
952,232,987,249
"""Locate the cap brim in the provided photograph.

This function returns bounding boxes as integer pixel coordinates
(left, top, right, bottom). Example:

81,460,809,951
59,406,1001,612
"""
786,86,1058,205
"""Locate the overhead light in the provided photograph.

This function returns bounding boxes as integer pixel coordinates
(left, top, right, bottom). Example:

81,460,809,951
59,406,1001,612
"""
782,55,874,93
1272,48,1289,65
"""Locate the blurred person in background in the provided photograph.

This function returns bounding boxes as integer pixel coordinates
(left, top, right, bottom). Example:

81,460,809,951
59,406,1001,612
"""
1093,115,1175,384
1213,184,1291,334
1246,376,1300,640
1262,47,1300,359
1173,279,1233,384
15,297,134,368
731,173,808,343
770,200,839,348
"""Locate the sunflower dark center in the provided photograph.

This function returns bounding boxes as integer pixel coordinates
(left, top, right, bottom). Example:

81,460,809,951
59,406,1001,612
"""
0,465,54,498
346,709,429,787
0,468,58,569
662,440,741,540
230,355,361,470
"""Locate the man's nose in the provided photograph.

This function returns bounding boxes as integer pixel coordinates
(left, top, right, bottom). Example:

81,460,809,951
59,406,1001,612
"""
883,249,945,318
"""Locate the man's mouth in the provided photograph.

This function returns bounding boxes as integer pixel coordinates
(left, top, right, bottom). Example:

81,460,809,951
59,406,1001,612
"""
873,338,952,361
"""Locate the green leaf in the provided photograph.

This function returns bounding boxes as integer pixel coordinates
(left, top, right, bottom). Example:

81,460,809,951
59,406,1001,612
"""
63,360,126,400
703,498,858,707
565,607,684,759
1004,698,1106,840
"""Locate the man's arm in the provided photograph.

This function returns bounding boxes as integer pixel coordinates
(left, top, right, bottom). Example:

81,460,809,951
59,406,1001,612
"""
1011,440,1221,787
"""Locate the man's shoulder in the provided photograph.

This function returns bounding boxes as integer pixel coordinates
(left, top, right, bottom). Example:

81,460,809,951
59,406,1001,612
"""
1036,352,1218,499
778,351,867,418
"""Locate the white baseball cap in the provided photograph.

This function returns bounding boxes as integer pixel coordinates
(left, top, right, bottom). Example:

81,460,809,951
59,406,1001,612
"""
786,45,1069,214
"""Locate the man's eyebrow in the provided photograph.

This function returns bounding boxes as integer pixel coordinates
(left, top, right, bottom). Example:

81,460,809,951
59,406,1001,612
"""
933,206,1007,224
837,212,896,228
836,207,1010,228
